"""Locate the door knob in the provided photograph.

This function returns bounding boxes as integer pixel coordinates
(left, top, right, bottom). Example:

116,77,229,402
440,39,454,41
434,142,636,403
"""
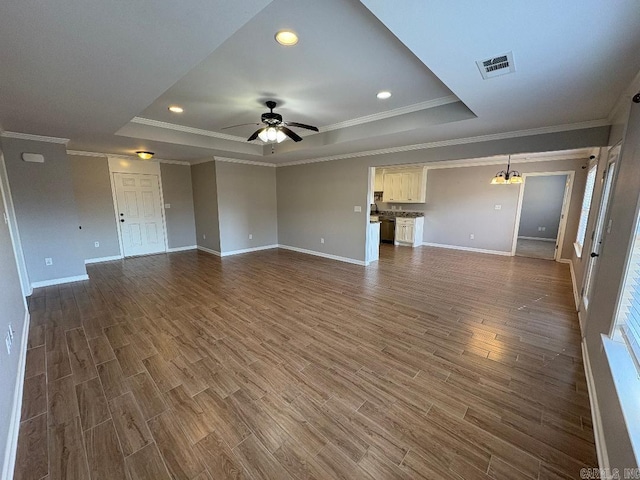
590,252,599,258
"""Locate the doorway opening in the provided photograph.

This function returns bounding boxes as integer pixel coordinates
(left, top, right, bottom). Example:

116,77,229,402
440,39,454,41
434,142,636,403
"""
512,172,574,261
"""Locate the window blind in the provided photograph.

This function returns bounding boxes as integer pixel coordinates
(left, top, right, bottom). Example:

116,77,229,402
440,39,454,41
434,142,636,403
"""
576,164,597,250
618,214,640,368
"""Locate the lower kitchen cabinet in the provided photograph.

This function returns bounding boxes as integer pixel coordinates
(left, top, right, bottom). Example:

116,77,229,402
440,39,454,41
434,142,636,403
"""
395,217,424,247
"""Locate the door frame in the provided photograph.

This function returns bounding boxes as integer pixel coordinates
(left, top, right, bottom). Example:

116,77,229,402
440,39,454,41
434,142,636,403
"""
510,170,575,261
581,145,620,311
108,157,169,258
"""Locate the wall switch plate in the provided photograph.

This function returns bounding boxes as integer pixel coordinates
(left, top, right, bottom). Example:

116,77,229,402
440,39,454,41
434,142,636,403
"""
45,257,53,266
94,241,100,248
469,234,475,240
249,234,253,240
203,234,206,240
542,227,546,231
354,206,362,212
494,204,502,210
164,203,171,209
320,238,325,244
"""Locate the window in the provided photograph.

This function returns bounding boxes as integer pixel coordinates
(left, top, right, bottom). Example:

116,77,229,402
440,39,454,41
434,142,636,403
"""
615,210,640,370
575,163,597,256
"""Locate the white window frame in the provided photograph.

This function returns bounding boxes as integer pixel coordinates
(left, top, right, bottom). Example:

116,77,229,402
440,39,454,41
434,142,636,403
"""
574,162,598,257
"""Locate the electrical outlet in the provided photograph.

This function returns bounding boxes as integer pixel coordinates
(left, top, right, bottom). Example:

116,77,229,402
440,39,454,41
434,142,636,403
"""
203,234,206,240
164,203,171,209
320,238,325,244
94,241,100,248
354,206,362,212
494,204,502,210
45,257,53,266
249,234,253,240
541,226,546,231
398,206,402,211
469,234,475,240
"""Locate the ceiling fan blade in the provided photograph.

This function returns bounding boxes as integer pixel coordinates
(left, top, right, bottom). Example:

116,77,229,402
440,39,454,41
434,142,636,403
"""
286,121,319,132
221,122,261,130
280,126,303,142
247,128,265,142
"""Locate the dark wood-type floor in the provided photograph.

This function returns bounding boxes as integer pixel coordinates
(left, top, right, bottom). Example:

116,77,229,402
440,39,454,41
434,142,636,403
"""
15,244,596,480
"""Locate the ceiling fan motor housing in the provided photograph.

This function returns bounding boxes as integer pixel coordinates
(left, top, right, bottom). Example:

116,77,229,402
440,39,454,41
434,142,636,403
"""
261,112,283,125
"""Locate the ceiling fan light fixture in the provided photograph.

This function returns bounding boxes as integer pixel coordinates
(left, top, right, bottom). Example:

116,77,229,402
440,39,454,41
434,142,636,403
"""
275,30,298,46
276,129,287,143
257,129,269,142
376,91,392,99
135,151,154,160
266,127,278,141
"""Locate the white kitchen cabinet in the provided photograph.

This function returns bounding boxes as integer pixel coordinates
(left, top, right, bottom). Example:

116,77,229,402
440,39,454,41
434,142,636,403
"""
374,170,384,191
381,167,427,203
395,217,424,247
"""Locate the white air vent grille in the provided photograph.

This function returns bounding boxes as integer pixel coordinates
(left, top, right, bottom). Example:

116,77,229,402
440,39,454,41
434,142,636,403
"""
476,52,515,79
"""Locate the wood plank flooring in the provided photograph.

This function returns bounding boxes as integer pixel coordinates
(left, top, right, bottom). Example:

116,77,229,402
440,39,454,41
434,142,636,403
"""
14,244,596,479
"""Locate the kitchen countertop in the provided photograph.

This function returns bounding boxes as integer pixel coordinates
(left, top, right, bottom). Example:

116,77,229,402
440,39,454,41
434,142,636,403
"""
372,211,424,218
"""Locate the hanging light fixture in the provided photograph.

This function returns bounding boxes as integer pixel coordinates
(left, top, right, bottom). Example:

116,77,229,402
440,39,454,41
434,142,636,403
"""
491,155,523,184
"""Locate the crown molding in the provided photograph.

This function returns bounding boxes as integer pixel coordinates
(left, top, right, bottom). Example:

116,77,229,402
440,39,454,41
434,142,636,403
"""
67,149,190,165
130,117,248,143
276,118,610,167
0,131,70,144
190,157,215,165
320,95,460,132
608,68,640,123
215,156,276,168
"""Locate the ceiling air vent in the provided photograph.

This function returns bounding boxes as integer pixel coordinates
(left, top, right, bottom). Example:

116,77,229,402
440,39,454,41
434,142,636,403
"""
476,52,515,80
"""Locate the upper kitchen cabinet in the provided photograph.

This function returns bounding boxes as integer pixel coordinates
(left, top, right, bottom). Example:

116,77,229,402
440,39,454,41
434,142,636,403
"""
381,166,427,203
374,170,384,191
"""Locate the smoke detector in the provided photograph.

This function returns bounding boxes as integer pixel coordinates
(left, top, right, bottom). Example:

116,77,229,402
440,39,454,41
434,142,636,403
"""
476,52,515,79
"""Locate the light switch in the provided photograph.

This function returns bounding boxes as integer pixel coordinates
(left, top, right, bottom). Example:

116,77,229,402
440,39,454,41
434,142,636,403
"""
494,204,502,210
165,203,171,209
354,206,362,212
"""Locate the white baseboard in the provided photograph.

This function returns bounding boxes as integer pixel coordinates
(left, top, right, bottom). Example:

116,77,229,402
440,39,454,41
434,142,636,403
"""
220,244,278,257
166,245,197,253
2,309,30,480
582,339,610,474
30,274,89,289
197,245,221,256
518,236,557,242
278,244,366,266
85,255,122,264
422,242,512,257
558,258,580,311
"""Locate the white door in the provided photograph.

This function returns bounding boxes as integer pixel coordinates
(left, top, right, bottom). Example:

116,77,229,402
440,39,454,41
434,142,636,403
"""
113,173,167,257
583,152,618,308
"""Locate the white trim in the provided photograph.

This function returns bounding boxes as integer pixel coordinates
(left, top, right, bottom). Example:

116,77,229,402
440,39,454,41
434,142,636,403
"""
422,242,512,256
0,131,69,145
31,274,89,289
190,158,216,166
84,255,123,264
517,236,557,242
276,119,609,167
67,150,190,166
219,244,278,257
582,339,610,474
214,157,276,168
166,245,197,253
278,244,366,266
197,245,221,256
0,153,31,299
131,117,248,142
1,309,29,480
320,96,459,132
558,258,580,311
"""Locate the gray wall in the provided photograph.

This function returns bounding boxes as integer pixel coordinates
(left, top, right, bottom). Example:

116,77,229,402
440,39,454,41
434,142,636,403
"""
0,138,86,283
0,164,27,477
581,100,640,470
277,124,607,262
160,163,197,249
518,174,567,239
215,161,278,253
191,161,221,252
69,155,121,260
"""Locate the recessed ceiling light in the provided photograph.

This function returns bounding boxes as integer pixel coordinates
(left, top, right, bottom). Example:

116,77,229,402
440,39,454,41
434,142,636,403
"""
136,151,154,160
168,106,184,113
377,91,392,100
275,30,299,46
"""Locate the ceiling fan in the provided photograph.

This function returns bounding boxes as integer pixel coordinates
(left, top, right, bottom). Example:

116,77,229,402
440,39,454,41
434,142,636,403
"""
222,101,318,143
